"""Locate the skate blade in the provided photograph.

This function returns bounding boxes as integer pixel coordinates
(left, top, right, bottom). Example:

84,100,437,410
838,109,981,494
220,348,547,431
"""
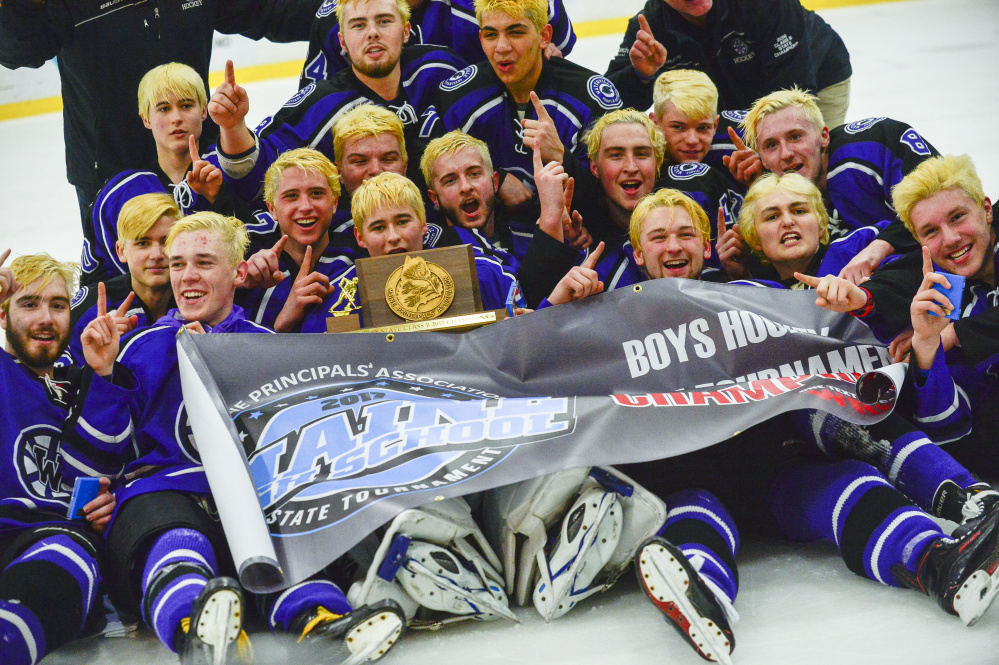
405,559,518,622
954,567,999,626
342,608,405,665
637,542,734,665
195,589,242,665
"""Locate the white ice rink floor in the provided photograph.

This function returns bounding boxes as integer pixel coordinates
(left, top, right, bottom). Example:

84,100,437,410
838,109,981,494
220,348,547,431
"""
3,0,999,662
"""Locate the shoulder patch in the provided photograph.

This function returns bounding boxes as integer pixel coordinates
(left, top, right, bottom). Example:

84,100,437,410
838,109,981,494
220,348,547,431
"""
900,128,932,156
423,223,443,248
71,285,89,309
667,162,710,180
80,238,98,275
843,117,886,135
441,65,477,92
587,75,621,111
284,83,316,109
316,0,337,18
721,110,748,123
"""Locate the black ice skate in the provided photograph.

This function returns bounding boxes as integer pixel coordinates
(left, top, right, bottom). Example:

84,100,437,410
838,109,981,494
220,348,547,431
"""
175,577,251,665
290,600,406,665
892,502,999,626
635,537,734,665
932,481,999,538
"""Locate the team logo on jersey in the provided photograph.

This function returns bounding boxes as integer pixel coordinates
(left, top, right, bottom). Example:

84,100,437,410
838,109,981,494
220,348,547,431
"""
15,424,71,503
721,110,748,123
587,76,621,111
441,65,477,92
667,163,710,180
316,0,337,18
71,285,89,309
175,405,203,464
284,84,316,109
172,181,195,211
246,210,280,236
389,102,418,126
732,39,749,56
844,117,886,135
423,223,443,248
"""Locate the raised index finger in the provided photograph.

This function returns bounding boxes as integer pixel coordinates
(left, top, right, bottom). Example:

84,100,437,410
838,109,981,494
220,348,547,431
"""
728,126,748,151
717,206,728,236
529,91,551,121
225,60,236,87
637,13,651,35
189,134,200,164
0,248,9,268
532,136,543,173
297,245,314,280
97,281,107,317
581,241,605,269
921,246,933,277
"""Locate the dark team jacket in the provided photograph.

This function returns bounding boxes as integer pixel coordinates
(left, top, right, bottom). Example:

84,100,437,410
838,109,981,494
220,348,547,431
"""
0,352,84,537
81,163,250,286
825,117,938,253
605,0,851,112
0,0,319,196
62,307,273,531
217,44,467,205
430,56,635,234
299,0,576,87
66,273,176,367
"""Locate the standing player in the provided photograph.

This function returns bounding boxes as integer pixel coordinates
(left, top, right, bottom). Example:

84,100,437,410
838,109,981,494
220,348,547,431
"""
0,252,115,665
209,0,467,206
300,0,576,86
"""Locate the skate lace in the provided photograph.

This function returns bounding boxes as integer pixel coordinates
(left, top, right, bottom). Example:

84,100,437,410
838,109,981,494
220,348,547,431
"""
298,606,345,642
963,491,999,523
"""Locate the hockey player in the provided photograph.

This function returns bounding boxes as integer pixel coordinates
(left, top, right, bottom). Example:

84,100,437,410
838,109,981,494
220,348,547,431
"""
300,0,576,86
84,63,243,285
68,193,179,365
430,0,640,227
605,0,852,124
299,172,520,331
733,87,940,282
209,0,468,206
0,251,116,665
70,212,402,663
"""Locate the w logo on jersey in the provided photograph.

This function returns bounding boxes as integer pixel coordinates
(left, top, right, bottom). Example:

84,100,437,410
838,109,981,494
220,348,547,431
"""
15,424,71,503
176,405,203,464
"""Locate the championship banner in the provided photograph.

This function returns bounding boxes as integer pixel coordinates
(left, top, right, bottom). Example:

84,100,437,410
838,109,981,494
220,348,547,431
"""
178,278,903,592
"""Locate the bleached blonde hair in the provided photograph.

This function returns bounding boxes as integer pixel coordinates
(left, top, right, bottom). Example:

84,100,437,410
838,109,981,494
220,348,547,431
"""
117,193,180,242
892,154,986,238
3,254,77,313
738,172,830,261
741,87,825,152
351,172,426,231
165,212,249,268
652,69,718,123
137,62,207,122
420,131,493,185
336,0,411,28
332,104,407,166
584,108,667,176
475,0,548,33
263,148,342,206
629,188,710,250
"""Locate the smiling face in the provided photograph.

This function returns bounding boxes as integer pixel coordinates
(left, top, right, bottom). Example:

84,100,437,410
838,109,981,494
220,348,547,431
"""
117,214,176,292
591,123,659,220
143,91,206,156
355,204,427,257
633,205,711,280
169,230,246,326
910,187,995,281
338,133,407,196
428,146,499,231
1,276,71,374
655,103,718,164
338,0,410,79
479,10,551,103
267,166,337,250
750,188,823,280
755,106,829,184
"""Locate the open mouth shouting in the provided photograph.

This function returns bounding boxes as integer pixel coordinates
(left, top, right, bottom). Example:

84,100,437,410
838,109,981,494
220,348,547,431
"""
460,198,482,218
780,231,802,246
620,180,643,196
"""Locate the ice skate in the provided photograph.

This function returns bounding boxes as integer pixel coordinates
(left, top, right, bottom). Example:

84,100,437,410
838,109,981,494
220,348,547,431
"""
291,600,405,664
533,486,622,621
396,539,516,621
940,481,999,538
635,537,735,665
893,501,999,626
175,577,251,665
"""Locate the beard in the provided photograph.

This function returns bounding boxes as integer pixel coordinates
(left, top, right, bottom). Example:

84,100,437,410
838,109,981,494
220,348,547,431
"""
349,47,400,79
6,323,69,371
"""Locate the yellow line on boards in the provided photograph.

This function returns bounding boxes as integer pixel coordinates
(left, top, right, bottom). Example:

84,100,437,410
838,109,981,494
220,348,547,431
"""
0,0,912,122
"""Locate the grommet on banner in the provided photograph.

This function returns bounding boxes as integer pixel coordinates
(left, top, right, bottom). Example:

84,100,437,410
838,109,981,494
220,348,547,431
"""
633,285,642,293
386,334,395,342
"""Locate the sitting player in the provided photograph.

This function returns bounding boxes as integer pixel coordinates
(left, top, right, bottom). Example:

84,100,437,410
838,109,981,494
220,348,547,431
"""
0,252,115,665
69,212,402,663
732,88,940,281
85,63,235,285
210,0,467,206
300,172,520,331
300,0,575,85
69,192,179,365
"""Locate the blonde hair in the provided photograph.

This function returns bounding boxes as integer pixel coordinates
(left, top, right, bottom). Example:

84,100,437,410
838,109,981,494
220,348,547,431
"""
263,148,342,206
137,62,207,122
117,193,180,242
419,131,493,185
3,254,77,312
738,172,830,262
332,104,407,166
584,109,667,175
336,0,411,27
351,172,426,231
629,189,710,249
741,87,824,152
165,212,249,269
892,154,986,238
475,0,548,33
652,69,718,123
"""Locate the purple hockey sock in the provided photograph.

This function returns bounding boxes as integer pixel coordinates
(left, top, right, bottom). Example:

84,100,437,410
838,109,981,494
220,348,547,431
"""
658,488,740,604
0,599,46,665
140,528,218,652
263,579,352,632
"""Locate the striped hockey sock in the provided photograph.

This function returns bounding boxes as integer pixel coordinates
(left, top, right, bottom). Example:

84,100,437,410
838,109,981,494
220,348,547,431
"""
0,599,46,665
261,579,352,633
140,528,218,652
